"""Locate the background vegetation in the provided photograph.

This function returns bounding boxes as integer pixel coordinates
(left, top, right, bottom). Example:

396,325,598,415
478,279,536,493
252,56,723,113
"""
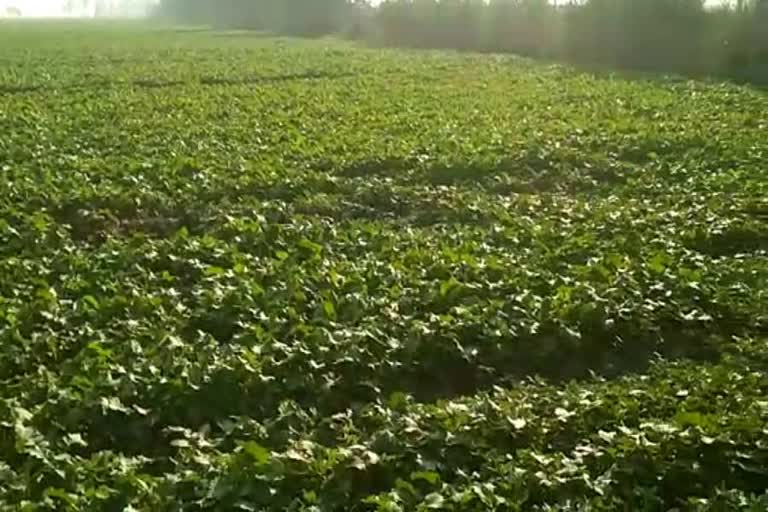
155,0,768,80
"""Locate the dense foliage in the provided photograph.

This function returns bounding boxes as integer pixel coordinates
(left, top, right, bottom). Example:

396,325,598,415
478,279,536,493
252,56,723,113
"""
155,0,353,34
1,22,768,510
374,0,768,76
154,0,768,80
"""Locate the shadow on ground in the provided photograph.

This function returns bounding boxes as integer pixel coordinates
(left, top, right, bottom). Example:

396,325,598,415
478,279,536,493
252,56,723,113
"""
0,71,358,96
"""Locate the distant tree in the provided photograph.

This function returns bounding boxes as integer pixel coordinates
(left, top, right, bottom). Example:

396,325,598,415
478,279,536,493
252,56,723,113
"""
156,0,354,34
64,0,93,15
5,6,22,17
95,0,114,17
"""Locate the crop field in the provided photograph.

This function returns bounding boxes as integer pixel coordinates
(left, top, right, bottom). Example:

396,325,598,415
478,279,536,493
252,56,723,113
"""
1,21,767,510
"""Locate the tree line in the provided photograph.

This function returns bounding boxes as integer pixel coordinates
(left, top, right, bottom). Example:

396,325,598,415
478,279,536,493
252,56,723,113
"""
155,0,768,80
153,0,351,34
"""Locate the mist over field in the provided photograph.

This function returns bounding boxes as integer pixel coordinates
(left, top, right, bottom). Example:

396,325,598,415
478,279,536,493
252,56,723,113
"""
146,0,767,80
0,0,748,18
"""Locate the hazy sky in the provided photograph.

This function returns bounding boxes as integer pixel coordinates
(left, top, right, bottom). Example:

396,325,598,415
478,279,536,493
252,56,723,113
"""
1,0,160,16
3,0,69,16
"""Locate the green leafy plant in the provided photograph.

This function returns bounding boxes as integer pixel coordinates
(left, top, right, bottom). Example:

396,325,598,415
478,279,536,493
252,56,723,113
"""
0,21,766,511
